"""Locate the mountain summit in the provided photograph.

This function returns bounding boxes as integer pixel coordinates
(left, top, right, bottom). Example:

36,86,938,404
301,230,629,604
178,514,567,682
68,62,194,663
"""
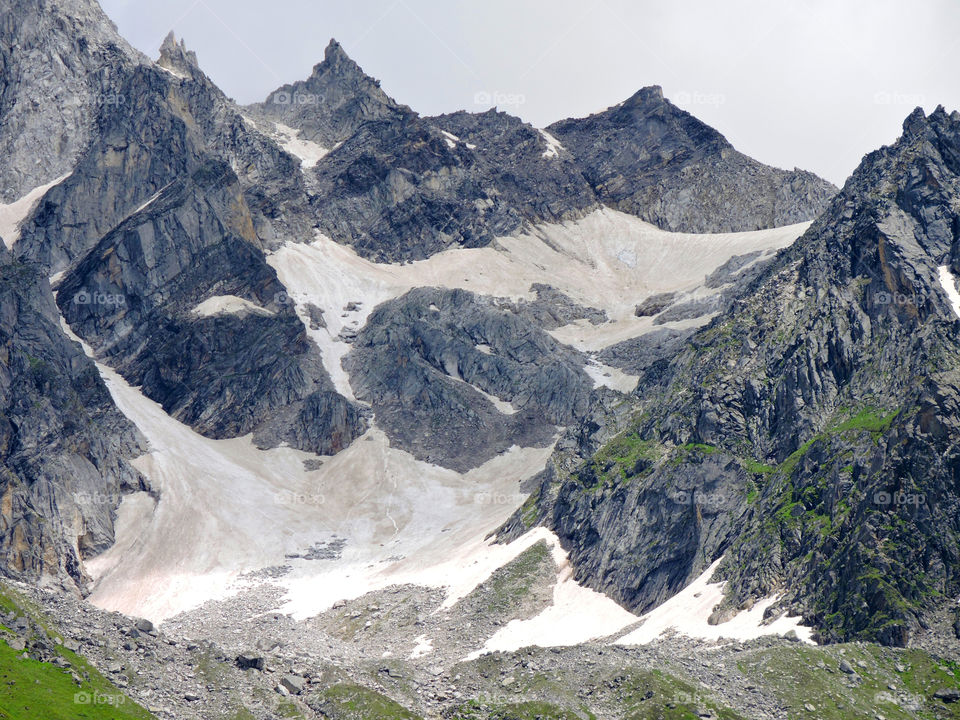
548,85,837,233
249,38,410,147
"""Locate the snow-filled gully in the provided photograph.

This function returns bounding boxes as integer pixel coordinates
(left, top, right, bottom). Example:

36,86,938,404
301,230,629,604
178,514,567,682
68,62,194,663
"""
64,210,815,655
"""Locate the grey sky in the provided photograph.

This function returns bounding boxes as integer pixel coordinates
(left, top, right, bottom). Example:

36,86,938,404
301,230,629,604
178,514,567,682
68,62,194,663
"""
98,0,960,186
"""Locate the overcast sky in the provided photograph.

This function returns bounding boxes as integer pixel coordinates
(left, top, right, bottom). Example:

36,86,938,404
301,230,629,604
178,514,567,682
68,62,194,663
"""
99,0,960,186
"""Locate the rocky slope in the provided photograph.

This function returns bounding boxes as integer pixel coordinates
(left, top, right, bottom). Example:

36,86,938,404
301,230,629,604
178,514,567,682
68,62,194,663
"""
344,287,594,470
0,0,143,203
548,85,838,233
54,158,366,453
0,245,146,590
248,38,410,148
15,31,312,271
508,106,960,648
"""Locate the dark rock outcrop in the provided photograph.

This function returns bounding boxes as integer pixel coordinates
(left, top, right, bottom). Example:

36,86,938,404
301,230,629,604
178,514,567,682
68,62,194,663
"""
548,85,837,233
307,109,598,263
16,35,311,272
55,158,366,454
0,253,147,589
508,106,960,646
0,0,143,202
249,39,410,148
344,287,594,471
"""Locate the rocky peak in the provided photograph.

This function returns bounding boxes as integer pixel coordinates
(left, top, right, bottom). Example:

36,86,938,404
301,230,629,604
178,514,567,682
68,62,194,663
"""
622,84,665,107
0,0,144,201
902,106,929,136
249,37,409,147
158,30,199,75
321,38,354,70
547,86,835,233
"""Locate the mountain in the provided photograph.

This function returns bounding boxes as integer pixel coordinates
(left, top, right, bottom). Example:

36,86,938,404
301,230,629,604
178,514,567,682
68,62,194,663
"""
548,85,838,233
506,105,960,648
0,246,147,590
250,50,831,263
248,38,410,148
2,0,959,716
0,0,143,203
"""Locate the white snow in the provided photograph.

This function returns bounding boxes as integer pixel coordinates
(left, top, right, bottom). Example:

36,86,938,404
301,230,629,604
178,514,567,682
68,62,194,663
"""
441,130,460,149
66,208,815,654
538,129,564,159
616,559,814,645
409,634,434,659
938,265,960,319
191,295,274,318
68,313,557,622
0,175,69,248
584,359,638,393
272,122,329,168
269,210,808,401
157,65,187,80
131,182,173,216
465,529,640,658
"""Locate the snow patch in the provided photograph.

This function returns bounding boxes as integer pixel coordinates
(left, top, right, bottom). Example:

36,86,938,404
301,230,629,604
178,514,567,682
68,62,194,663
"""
269,211,807,401
465,529,640,658
67,311,556,622
584,358,638,393
616,559,814,645
409,634,434,659
0,175,69,248
272,122,329,168
191,295,274,318
539,129,564,159
441,130,459,149
938,265,960,319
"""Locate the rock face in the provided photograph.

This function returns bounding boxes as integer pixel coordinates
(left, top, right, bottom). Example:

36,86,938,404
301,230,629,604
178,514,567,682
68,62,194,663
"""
547,86,837,233
0,252,147,588
55,158,366,454
0,0,143,202
508,106,960,646
249,39,409,148
305,109,598,263
344,288,594,471
16,34,312,272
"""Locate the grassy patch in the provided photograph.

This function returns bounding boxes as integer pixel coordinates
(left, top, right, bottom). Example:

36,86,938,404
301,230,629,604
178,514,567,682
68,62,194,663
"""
738,643,960,720
453,700,592,719
0,637,153,719
590,432,664,486
741,458,775,475
310,683,422,720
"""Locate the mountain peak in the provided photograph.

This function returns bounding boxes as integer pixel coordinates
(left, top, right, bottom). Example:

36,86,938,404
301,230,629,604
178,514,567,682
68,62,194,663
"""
253,39,409,147
158,30,199,75
324,38,349,63
624,85,665,107
902,106,928,135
